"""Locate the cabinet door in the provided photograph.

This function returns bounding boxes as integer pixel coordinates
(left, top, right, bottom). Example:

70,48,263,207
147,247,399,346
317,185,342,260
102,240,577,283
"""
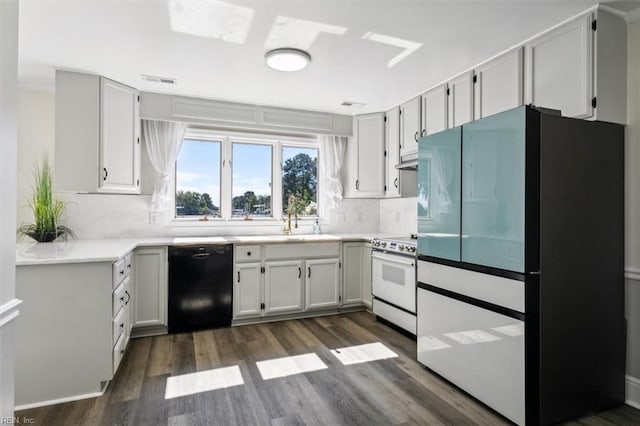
525,13,593,119
474,48,523,120
264,260,304,315
133,247,167,328
122,275,133,343
417,127,461,261
385,107,401,197
306,258,341,310
342,243,363,306
351,112,385,198
361,243,372,308
99,78,141,193
400,96,421,158
234,262,262,319
461,107,525,272
448,71,474,128
422,83,448,136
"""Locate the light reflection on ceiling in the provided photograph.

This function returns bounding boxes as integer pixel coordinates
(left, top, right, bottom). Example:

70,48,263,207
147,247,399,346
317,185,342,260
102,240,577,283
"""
362,32,423,68
168,0,254,44
265,15,347,50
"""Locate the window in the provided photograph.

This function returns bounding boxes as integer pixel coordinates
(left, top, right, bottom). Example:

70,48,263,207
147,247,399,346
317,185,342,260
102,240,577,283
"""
175,139,221,218
282,146,318,217
232,142,272,218
174,132,319,222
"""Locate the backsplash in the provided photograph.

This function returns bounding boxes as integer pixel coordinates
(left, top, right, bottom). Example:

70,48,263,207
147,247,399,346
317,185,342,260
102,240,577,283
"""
379,197,417,235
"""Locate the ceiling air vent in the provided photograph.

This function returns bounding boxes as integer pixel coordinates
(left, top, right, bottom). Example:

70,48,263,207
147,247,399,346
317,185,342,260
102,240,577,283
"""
341,101,366,108
141,74,176,85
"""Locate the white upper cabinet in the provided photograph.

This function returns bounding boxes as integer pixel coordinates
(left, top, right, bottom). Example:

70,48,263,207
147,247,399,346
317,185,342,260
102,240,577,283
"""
422,83,449,136
474,47,524,120
525,14,593,119
344,113,385,198
385,107,401,197
55,70,141,194
448,71,474,128
100,78,141,192
400,96,421,158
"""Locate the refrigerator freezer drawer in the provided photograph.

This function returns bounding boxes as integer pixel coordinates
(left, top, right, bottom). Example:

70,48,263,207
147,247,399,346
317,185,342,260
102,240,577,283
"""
418,260,524,313
417,288,525,425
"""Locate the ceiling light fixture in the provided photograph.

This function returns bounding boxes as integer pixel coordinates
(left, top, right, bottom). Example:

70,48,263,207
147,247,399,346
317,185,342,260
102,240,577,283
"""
265,48,311,72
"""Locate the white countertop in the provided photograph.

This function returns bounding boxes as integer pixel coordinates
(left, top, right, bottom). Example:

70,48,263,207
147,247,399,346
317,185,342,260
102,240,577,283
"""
16,233,378,266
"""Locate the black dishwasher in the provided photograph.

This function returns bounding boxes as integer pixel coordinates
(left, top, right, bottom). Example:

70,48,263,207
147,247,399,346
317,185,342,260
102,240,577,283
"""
168,245,233,333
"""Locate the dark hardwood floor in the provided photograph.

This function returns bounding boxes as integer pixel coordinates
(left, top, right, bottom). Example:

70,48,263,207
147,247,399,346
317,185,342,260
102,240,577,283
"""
17,312,640,425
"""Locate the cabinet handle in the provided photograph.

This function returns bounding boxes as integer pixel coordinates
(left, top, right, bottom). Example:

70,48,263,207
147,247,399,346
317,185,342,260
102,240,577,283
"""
120,349,125,355
237,271,240,282
298,267,301,278
125,290,131,304
307,267,311,278
103,168,108,181
120,270,124,275
355,180,359,190
421,129,426,137
127,263,131,269
247,251,251,256
120,323,124,330
120,295,125,302
394,178,399,188
414,131,419,142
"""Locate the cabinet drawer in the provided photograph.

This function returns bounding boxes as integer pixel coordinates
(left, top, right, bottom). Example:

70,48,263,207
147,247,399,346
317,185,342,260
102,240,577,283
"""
112,307,125,346
235,245,261,262
113,332,126,374
113,258,126,288
124,253,133,278
113,282,126,317
264,242,339,260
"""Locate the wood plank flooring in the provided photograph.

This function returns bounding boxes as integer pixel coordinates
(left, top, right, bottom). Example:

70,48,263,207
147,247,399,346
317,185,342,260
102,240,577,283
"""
17,312,640,425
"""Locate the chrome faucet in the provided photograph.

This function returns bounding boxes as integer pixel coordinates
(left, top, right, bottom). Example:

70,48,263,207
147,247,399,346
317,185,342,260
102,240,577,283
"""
283,195,298,235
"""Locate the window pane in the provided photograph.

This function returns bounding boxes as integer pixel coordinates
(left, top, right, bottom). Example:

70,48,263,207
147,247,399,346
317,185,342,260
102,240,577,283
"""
282,146,318,217
175,139,221,218
232,143,272,217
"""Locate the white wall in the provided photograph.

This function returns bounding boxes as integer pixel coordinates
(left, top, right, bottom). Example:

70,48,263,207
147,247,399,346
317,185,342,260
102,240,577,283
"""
625,14,640,401
16,91,380,239
0,0,19,419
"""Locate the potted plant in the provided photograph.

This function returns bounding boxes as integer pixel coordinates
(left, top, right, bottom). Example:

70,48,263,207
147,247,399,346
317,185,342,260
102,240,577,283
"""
17,155,75,242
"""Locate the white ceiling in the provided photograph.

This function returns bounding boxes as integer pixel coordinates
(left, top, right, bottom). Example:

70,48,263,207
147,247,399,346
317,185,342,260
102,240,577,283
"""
17,0,639,115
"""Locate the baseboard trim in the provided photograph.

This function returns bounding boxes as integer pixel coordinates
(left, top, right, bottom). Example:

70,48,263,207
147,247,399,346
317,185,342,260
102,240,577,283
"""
131,325,167,338
15,390,104,411
627,375,640,409
0,298,22,328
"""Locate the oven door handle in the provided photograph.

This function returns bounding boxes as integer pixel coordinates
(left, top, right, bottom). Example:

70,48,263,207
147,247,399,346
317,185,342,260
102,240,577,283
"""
371,251,415,267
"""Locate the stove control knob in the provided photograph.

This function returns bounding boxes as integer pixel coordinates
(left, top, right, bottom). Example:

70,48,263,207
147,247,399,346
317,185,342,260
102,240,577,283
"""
398,244,404,251
380,242,387,248
408,246,416,253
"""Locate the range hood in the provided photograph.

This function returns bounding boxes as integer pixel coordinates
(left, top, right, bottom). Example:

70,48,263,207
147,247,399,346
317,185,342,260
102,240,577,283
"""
395,152,418,170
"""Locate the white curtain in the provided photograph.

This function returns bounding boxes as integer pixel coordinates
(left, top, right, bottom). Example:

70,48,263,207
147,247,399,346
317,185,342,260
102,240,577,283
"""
142,120,187,211
320,135,348,209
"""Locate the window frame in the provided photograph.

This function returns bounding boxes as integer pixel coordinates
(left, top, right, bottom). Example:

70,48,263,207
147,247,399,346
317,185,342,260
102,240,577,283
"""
172,129,320,225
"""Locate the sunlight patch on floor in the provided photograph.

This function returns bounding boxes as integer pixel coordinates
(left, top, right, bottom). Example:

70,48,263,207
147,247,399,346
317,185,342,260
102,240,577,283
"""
330,342,398,365
164,365,244,399
256,353,328,380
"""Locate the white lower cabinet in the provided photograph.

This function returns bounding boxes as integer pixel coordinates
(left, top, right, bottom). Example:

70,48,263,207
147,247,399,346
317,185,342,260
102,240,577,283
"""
132,247,167,332
264,260,304,315
306,258,341,310
233,242,347,321
15,251,135,408
361,243,372,308
234,262,262,318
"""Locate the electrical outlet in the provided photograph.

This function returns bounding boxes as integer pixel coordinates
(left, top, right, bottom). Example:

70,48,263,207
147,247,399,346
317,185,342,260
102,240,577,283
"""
149,212,158,224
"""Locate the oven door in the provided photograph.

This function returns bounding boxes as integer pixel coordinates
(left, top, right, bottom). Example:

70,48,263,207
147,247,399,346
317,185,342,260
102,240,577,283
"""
371,250,416,313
